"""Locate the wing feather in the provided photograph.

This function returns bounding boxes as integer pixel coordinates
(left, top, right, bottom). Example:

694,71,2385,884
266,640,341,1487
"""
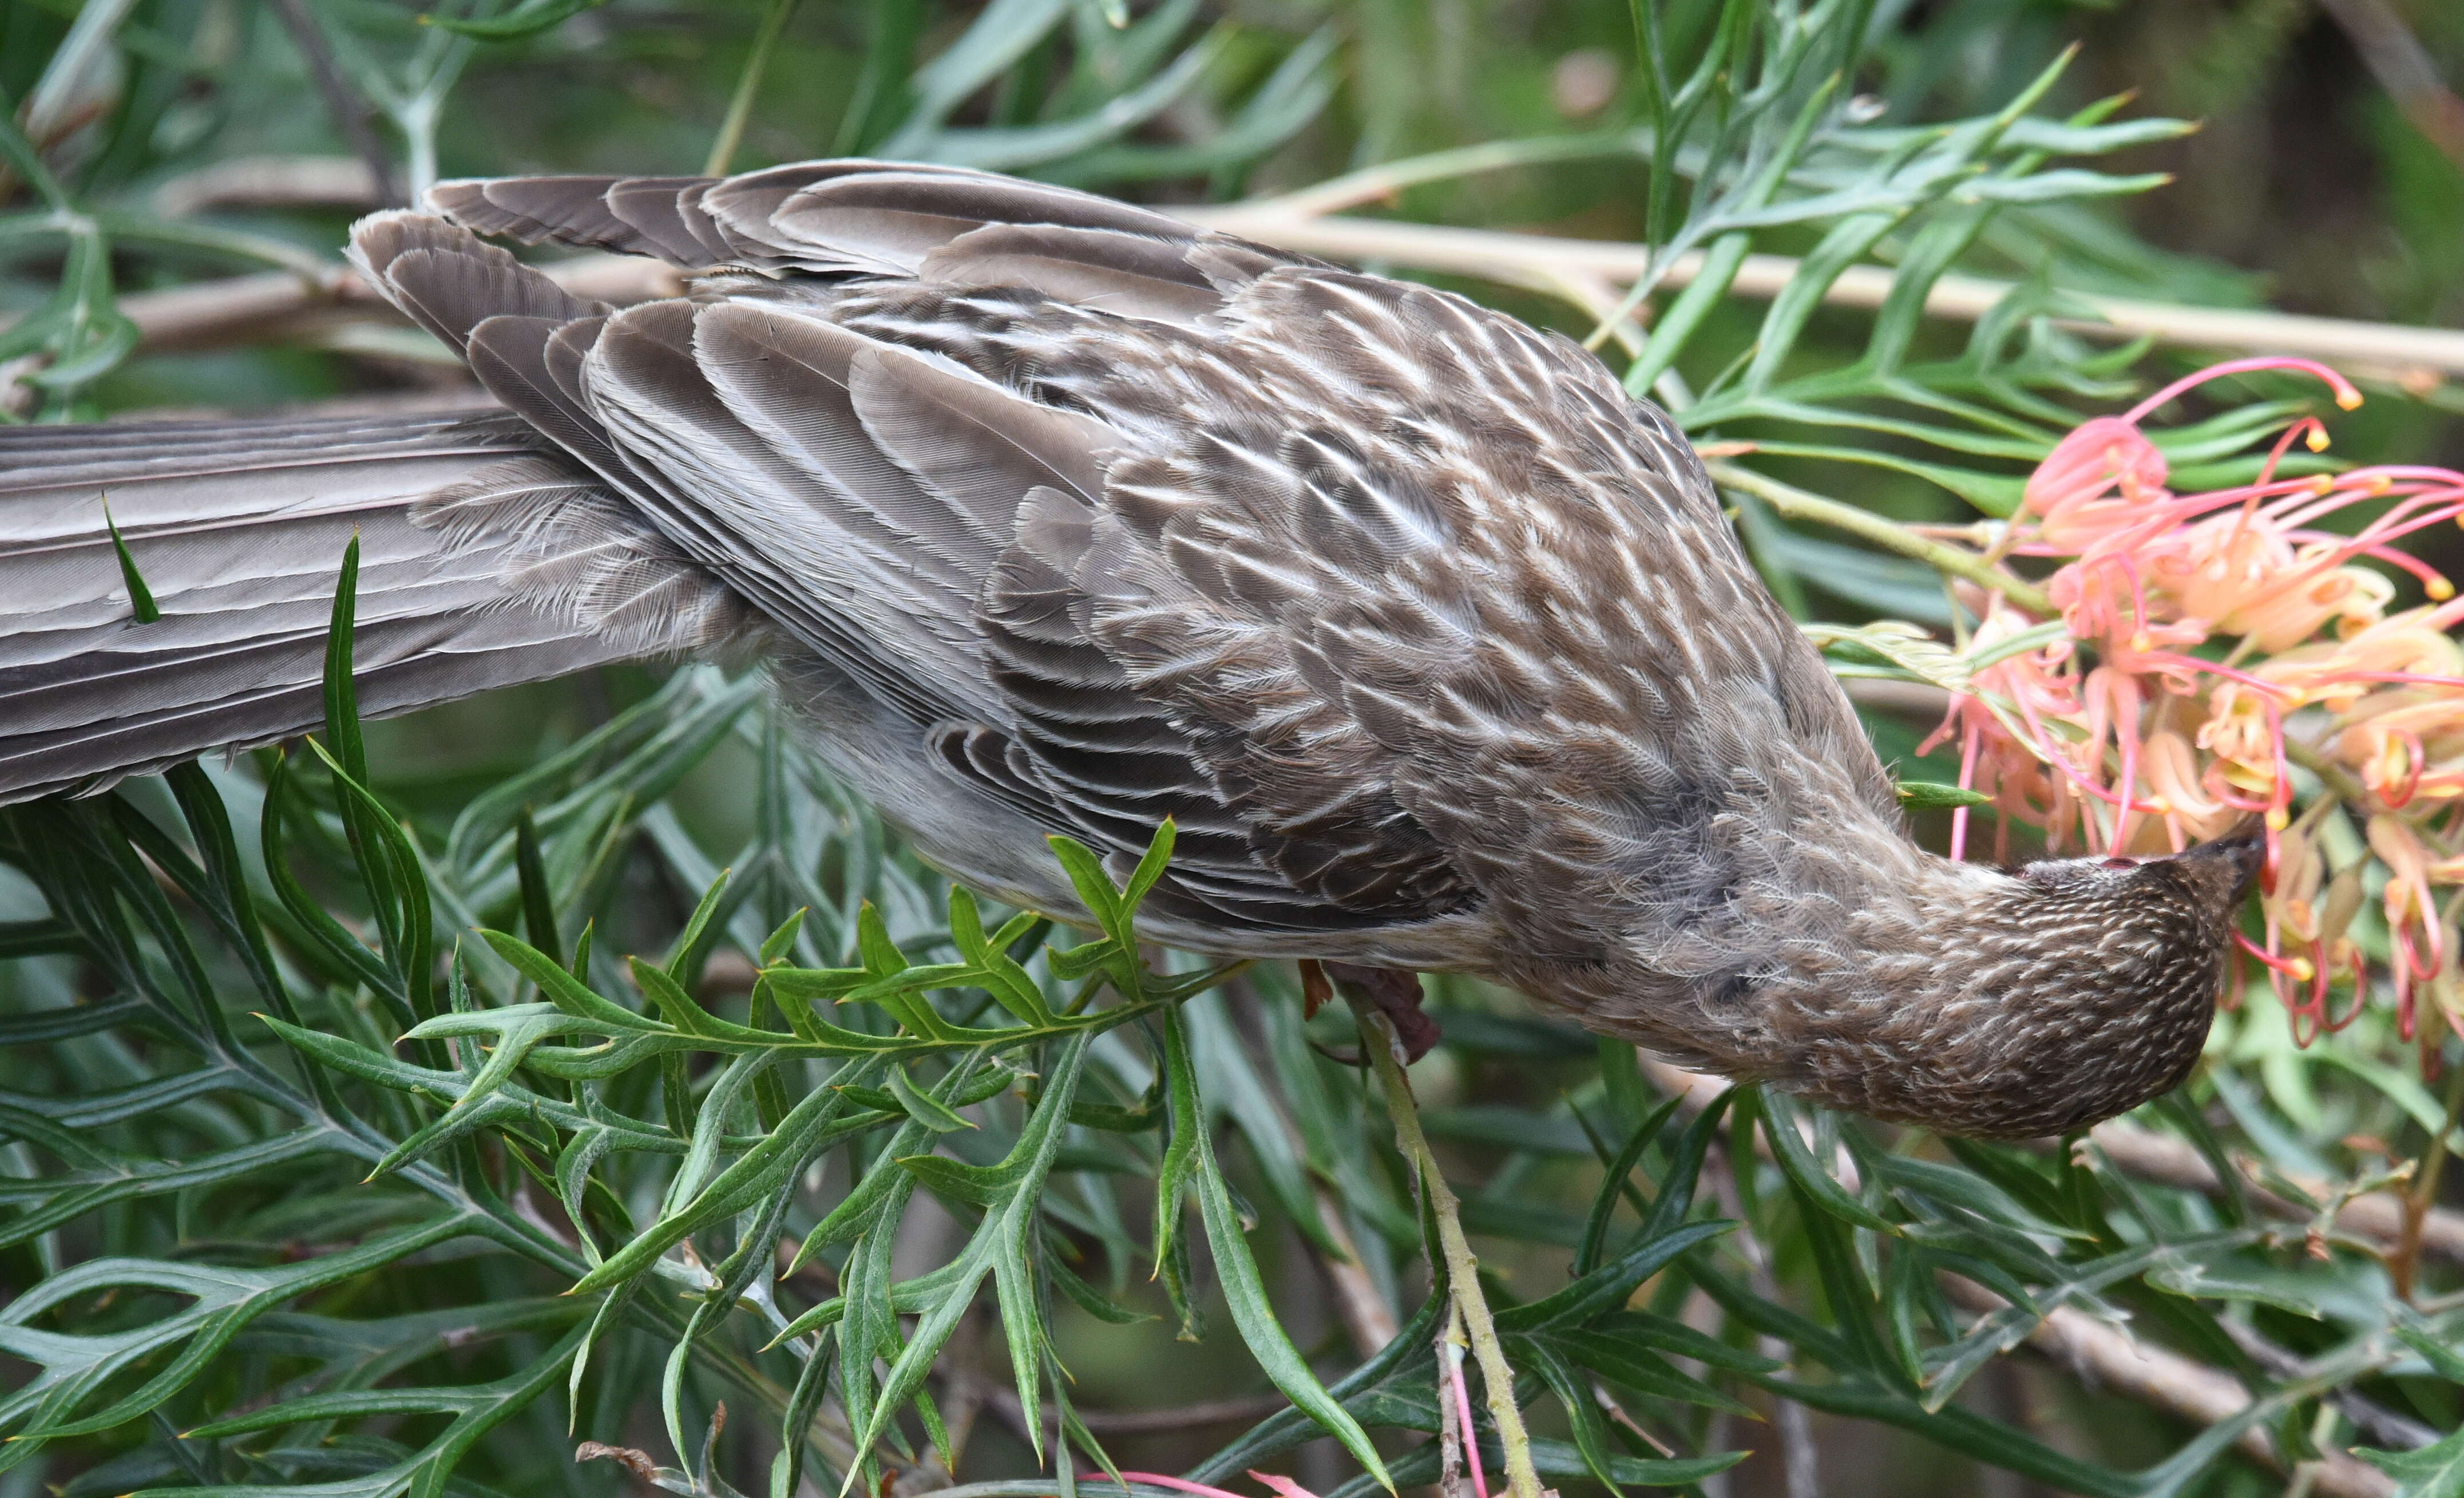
348,211,601,352
426,175,632,251
581,301,993,726
355,169,1559,940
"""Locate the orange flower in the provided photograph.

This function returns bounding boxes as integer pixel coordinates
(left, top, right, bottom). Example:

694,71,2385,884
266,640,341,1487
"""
1931,355,2464,1046
2025,415,2173,552
2135,729,2241,846
2369,815,2454,1041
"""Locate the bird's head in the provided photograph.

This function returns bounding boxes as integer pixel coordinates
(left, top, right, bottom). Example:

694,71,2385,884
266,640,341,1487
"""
1536,818,2266,1139
1777,823,2267,1137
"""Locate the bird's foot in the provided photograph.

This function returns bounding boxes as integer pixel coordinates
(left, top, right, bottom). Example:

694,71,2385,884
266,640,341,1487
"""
1298,960,1441,1064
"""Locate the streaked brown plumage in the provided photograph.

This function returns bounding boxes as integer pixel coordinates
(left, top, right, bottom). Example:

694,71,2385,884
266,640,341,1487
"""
0,161,2261,1137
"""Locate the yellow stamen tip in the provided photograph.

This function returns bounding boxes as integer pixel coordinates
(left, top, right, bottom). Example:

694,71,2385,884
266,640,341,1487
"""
2289,958,2316,982
2266,808,2291,831
2305,429,2330,452
2337,390,2364,410
2433,578,2457,601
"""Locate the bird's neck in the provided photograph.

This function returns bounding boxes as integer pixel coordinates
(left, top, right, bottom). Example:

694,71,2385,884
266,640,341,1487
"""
1516,825,2213,1138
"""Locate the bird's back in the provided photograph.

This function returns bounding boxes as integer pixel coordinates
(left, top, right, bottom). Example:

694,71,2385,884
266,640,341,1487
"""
3,161,1900,976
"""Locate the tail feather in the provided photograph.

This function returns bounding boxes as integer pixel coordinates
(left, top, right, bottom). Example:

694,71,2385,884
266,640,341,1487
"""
0,408,710,804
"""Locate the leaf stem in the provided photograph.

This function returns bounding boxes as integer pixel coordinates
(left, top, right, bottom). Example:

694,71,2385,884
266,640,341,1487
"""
2281,736,2371,808
2394,1056,2464,1301
1352,999,1546,1498
706,0,803,177
1704,459,2057,618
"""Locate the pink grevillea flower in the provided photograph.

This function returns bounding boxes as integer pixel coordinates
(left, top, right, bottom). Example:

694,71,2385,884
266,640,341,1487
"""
1932,356,2464,1046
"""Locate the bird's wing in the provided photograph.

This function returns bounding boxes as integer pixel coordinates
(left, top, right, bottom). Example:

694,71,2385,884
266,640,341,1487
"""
423,160,1285,315
807,258,1888,958
370,161,1879,942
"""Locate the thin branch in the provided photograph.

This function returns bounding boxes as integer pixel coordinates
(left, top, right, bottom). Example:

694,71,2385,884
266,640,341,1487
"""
1180,208,2464,382
1231,133,1641,221
56,206,2464,395
2217,1317,2441,1453
1702,1155,1821,1498
2394,1055,2464,1299
704,0,803,177
1639,1056,2464,1264
264,0,401,207
953,1377,1288,1437
1704,459,2059,617
1639,1057,2447,1498
153,155,383,218
0,255,682,359
2316,0,2464,172
1938,1275,2395,1498
1353,1001,1546,1498
2082,1097,2464,1266
1311,1179,1402,1358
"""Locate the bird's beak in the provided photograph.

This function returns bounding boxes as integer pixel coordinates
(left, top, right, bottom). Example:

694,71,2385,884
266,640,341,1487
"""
2174,817,2268,899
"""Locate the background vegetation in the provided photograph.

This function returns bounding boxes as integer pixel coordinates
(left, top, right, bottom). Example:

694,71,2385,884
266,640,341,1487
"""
6,3,2464,1498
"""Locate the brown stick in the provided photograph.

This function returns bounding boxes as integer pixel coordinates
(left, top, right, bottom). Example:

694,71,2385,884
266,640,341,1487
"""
1180,209,2464,383
1636,1058,2464,1265
153,155,385,218
1311,1180,1403,1358
2315,0,2464,173
262,0,400,207
22,254,683,359
1939,1275,2394,1498
2082,1113,2464,1267
47,202,2464,392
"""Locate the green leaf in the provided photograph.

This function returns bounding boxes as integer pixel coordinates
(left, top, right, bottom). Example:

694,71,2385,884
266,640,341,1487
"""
2356,1430,2464,1498
0,1123,340,1251
1044,833,1125,934
1757,1089,1899,1234
845,1034,1093,1468
322,537,368,786
759,908,808,965
1576,1091,1684,1275
426,0,611,39
886,1064,977,1132
100,500,159,623
144,1323,589,1498
664,868,734,986
1119,817,1178,915
1,1216,474,1460
572,1057,871,1294
481,928,655,1031
629,955,730,1038
514,807,561,968
1896,780,1994,811
1496,1219,1733,1334
1163,1009,1393,1490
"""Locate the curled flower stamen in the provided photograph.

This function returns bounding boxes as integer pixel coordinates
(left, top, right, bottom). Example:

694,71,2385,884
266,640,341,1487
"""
2121,355,2362,424
1958,357,2464,1044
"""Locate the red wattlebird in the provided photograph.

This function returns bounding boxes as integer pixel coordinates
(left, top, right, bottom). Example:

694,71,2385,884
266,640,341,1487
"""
0,161,2260,1136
